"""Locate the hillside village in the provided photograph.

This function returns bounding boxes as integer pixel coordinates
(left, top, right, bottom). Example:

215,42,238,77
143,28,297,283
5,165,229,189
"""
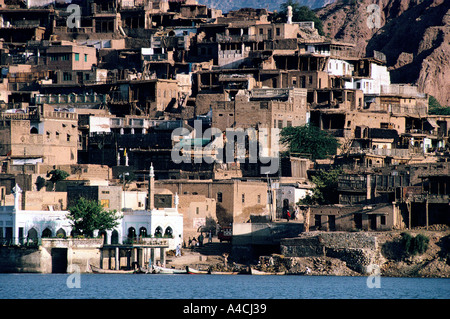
0,0,448,274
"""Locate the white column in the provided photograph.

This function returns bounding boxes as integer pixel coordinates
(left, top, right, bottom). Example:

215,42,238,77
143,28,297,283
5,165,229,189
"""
106,230,112,245
115,247,120,270
12,184,22,245
118,229,123,244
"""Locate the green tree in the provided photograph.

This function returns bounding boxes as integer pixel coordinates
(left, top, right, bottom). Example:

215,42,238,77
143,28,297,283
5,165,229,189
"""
400,232,429,256
299,168,342,205
274,0,324,36
47,169,69,191
428,95,450,115
35,176,46,191
280,124,340,160
67,198,122,237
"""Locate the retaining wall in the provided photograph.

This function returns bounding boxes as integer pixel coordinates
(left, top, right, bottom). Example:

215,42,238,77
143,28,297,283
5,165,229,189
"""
280,232,379,274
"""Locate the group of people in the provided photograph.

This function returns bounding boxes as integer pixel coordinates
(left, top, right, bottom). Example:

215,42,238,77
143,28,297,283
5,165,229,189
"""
185,230,213,249
174,230,216,258
285,207,300,222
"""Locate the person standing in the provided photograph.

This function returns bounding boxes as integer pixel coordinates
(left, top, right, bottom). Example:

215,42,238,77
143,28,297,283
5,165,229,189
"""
198,233,204,247
208,230,212,243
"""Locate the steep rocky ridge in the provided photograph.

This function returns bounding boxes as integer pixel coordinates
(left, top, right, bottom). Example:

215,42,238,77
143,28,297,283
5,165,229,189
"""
197,0,335,12
317,0,450,106
367,0,450,107
275,230,450,277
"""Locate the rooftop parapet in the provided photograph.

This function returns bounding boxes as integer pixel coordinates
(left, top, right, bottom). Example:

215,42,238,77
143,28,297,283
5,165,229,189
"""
380,84,426,98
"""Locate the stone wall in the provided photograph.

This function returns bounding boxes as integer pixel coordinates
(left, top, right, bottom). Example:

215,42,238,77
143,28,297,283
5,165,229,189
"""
0,238,102,273
280,236,325,257
0,247,48,273
280,232,379,274
319,232,377,250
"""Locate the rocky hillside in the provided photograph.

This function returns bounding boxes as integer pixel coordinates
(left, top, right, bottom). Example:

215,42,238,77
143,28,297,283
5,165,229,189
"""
197,0,335,13
267,229,450,277
316,0,450,106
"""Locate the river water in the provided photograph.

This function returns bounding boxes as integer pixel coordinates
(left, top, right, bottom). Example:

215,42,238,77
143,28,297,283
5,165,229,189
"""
0,273,448,299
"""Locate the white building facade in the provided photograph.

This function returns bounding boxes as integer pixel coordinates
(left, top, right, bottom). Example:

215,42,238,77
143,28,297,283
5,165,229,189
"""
1,183,183,251
0,184,72,245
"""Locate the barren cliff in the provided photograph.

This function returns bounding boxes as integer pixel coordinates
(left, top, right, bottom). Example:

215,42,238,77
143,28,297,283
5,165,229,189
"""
317,0,450,107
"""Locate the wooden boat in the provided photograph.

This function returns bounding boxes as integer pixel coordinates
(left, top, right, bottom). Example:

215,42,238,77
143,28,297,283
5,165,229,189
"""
90,264,135,274
186,266,209,274
153,265,187,274
250,268,285,275
209,271,239,275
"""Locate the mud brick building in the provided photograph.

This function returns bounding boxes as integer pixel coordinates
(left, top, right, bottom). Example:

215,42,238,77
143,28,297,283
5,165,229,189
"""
0,108,78,171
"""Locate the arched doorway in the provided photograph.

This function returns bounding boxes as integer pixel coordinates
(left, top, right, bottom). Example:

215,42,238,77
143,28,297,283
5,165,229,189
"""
99,230,107,244
42,228,52,238
111,230,119,244
281,198,290,219
164,226,173,238
139,227,147,238
127,227,136,242
154,226,162,238
56,228,66,238
27,228,38,244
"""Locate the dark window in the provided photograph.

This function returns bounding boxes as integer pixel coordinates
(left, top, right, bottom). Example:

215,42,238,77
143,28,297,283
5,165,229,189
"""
63,72,72,81
314,215,321,229
164,227,173,238
354,214,363,229
42,228,52,238
328,215,336,231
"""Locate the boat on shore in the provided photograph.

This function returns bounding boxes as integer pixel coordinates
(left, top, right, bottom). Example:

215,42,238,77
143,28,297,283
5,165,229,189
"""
153,265,187,274
90,264,135,274
186,266,209,274
209,271,239,275
250,268,285,275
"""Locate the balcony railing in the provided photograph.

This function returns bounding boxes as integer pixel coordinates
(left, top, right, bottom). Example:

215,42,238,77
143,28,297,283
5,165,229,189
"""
0,237,41,247
216,34,269,43
143,53,168,62
35,94,107,104
348,148,411,157
120,237,170,246
53,26,95,33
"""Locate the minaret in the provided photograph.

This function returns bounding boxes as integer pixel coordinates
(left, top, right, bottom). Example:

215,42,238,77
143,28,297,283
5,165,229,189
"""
12,183,22,212
174,192,179,210
287,5,293,24
148,163,155,211
12,183,22,245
